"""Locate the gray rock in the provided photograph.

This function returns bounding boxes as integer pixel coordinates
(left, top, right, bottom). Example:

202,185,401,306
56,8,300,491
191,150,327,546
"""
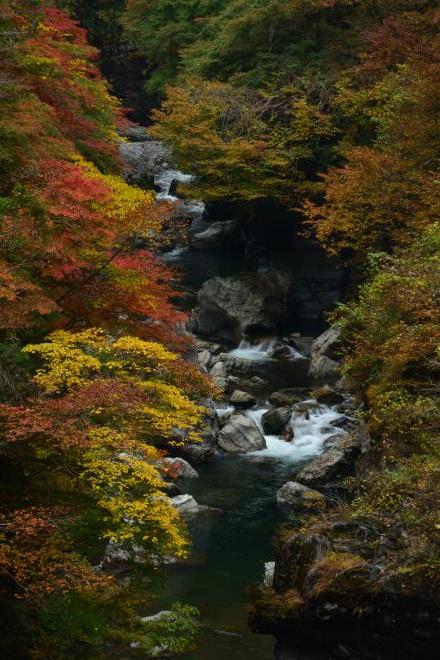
276,481,326,513
119,140,170,185
267,342,294,360
210,361,228,378
308,355,341,380
218,414,266,453
197,349,212,371
313,385,345,405
170,494,221,520
170,494,200,516
160,457,199,480
192,272,294,343
229,389,256,408
322,432,350,449
269,388,303,407
263,561,275,587
180,442,214,464
311,327,342,360
191,219,240,251
295,434,362,486
141,610,172,624
226,375,241,389
262,407,292,434
308,327,342,381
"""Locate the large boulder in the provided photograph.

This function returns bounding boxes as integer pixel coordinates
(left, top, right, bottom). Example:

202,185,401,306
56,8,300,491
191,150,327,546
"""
269,388,303,407
191,219,241,251
178,405,219,464
308,355,341,380
311,327,342,360
313,385,345,406
308,327,342,381
218,414,266,453
273,530,331,593
276,481,326,514
295,434,361,486
119,140,170,185
192,272,294,343
209,361,228,378
160,457,199,480
262,407,292,434
229,389,256,408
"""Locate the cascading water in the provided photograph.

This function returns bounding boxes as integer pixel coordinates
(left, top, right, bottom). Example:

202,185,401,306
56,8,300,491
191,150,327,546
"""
246,403,345,463
150,162,344,656
155,169,193,201
229,339,277,361
154,167,205,222
229,339,303,361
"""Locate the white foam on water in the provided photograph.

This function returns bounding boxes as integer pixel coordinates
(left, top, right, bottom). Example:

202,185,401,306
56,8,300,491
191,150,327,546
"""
155,169,193,202
228,339,304,361
161,246,189,263
228,339,277,361
215,405,234,418
154,169,206,223
246,404,343,464
286,344,303,359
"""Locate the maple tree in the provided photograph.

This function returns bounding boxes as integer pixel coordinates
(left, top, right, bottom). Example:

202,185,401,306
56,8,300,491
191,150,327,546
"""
0,2,213,656
304,5,440,256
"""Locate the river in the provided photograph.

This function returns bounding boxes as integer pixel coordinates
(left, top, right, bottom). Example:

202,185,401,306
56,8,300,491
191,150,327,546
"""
154,345,347,659
139,158,346,658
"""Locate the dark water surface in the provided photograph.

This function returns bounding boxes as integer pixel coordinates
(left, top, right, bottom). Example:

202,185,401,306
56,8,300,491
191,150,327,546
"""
158,454,291,659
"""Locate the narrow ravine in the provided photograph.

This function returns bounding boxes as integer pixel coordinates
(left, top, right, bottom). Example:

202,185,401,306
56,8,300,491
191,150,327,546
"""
118,130,355,658
154,341,351,659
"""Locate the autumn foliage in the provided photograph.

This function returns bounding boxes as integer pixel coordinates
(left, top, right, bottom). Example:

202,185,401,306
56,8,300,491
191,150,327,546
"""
0,2,213,655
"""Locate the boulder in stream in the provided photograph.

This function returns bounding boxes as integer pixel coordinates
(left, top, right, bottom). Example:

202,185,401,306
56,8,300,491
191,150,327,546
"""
313,385,345,406
218,414,266,453
119,140,170,185
262,407,292,434
269,388,304,407
308,327,342,381
160,457,199,480
192,271,294,343
229,389,256,408
295,433,362,486
170,494,220,518
276,481,326,514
